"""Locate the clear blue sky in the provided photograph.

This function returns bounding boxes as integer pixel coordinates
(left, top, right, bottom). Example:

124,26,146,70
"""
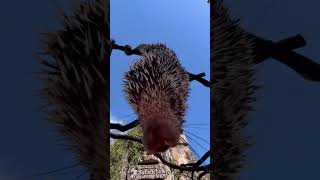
110,0,210,163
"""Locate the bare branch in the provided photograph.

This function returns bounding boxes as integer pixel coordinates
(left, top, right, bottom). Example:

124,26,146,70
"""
110,39,141,55
252,34,320,81
110,133,142,144
110,119,140,132
154,153,208,172
189,72,211,87
252,34,306,63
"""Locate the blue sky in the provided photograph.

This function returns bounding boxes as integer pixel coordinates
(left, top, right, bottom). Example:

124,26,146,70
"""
110,0,210,163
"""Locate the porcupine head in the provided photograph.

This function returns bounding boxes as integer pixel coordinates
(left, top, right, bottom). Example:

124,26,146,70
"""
123,43,190,154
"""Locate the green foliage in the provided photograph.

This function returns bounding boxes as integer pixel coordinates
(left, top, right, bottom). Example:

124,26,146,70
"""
126,127,144,165
110,127,144,179
110,139,127,179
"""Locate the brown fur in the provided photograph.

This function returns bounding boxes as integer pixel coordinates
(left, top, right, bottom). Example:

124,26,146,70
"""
123,43,190,153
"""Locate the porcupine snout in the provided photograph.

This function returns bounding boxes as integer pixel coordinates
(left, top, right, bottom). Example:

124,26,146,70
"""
142,118,180,154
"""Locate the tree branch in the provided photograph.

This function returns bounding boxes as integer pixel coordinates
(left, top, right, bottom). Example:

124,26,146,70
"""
251,34,306,63
110,133,142,144
110,119,140,132
110,39,141,55
154,153,208,172
251,34,320,81
181,150,210,167
276,34,306,49
188,72,211,87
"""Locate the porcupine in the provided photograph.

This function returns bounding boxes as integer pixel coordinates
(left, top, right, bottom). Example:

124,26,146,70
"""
38,0,109,179
122,43,190,154
211,1,257,180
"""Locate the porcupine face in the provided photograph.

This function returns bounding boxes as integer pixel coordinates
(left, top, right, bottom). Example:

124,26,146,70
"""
123,44,190,154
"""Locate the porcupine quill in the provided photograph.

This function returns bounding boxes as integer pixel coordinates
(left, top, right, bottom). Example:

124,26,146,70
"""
211,1,257,180
122,43,191,154
37,0,109,179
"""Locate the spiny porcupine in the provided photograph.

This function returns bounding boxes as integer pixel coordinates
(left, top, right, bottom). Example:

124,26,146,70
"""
123,43,190,154
211,0,257,179
38,0,109,179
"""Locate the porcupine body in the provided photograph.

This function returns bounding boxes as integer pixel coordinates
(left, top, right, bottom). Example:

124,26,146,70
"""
123,43,190,154
38,0,109,180
211,1,257,180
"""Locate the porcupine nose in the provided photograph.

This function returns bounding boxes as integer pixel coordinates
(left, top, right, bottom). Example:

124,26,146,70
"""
144,123,178,154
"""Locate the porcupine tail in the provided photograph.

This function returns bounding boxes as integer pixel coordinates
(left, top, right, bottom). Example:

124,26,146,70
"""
37,0,109,179
211,1,258,180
